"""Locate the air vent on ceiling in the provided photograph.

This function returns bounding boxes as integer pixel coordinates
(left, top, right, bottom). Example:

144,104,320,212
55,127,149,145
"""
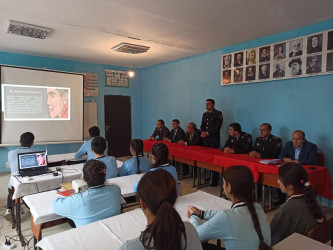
111,43,150,54
5,20,52,39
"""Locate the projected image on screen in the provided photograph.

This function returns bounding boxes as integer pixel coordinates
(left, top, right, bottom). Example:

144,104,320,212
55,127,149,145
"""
2,84,70,121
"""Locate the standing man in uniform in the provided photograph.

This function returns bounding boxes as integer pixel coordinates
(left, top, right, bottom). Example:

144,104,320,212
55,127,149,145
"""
249,123,282,159
200,99,223,187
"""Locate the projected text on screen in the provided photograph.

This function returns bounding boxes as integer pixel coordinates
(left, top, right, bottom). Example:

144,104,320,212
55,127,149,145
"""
2,84,70,121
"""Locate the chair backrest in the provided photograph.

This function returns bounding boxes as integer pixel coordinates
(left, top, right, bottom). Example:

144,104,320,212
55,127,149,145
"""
307,218,333,245
317,152,325,167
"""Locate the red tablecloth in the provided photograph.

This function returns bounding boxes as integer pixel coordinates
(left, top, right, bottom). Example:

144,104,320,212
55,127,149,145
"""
143,140,333,200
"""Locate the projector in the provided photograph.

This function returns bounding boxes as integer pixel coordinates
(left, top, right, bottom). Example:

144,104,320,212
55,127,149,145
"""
72,179,88,193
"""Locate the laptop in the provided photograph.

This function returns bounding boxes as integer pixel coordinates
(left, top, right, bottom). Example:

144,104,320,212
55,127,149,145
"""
18,151,50,177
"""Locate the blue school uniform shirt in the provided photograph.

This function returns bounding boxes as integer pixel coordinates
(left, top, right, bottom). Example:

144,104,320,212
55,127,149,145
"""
8,147,35,188
52,184,121,227
190,202,271,250
96,155,117,179
75,139,108,160
119,156,151,177
133,164,178,192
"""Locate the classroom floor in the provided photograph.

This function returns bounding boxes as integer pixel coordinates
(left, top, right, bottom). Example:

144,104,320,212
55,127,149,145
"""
1,159,333,249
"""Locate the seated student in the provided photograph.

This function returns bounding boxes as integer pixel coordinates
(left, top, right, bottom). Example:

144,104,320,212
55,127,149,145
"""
120,169,202,250
279,130,317,165
119,139,151,177
133,143,177,191
52,160,121,227
270,162,325,245
178,122,203,146
91,136,117,179
188,165,271,250
223,123,252,154
75,126,107,160
249,123,282,159
149,119,170,141
163,119,185,143
4,132,36,221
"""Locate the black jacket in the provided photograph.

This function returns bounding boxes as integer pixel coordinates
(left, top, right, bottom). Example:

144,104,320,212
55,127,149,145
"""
168,127,185,143
183,129,202,146
251,134,282,159
223,131,252,154
151,126,170,141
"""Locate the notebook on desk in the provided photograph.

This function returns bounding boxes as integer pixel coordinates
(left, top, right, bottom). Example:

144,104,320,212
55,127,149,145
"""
18,151,50,177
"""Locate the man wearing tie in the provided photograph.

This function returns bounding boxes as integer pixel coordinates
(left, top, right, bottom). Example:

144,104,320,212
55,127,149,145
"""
200,99,223,187
178,122,202,146
164,119,185,143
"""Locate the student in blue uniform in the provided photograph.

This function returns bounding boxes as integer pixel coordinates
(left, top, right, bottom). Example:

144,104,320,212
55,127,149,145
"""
133,143,177,191
52,160,121,227
91,136,117,179
270,162,326,245
188,165,271,250
119,139,151,177
4,132,36,221
120,169,202,250
75,126,107,160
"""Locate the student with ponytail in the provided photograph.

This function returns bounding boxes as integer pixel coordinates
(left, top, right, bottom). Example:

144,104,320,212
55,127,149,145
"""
188,165,271,250
270,162,326,245
120,169,202,250
119,139,151,176
133,143,178,191
52,160,121,227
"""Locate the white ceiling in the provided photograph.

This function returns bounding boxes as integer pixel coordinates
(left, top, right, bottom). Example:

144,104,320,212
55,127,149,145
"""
0,0,333,68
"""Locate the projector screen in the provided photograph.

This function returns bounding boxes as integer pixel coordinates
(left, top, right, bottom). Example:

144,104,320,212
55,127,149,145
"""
0,66,84,145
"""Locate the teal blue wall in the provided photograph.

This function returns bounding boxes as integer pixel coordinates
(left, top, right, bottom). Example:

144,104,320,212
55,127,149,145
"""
0,52,142,173
140,19,333,203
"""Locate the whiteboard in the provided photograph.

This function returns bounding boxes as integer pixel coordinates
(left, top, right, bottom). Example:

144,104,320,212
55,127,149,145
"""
84,102,98,138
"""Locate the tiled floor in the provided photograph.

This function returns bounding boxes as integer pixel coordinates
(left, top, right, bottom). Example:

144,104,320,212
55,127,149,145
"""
0,160,332,249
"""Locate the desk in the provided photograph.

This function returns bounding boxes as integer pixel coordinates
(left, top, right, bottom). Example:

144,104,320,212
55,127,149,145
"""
36,191,231,250
272,233,332,250
48,153,77,163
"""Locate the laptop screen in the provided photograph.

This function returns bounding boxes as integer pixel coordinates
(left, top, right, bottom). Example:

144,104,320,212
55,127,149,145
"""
18,151,48,170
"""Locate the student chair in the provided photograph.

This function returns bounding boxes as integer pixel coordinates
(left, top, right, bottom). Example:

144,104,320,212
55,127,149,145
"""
307,217,333,246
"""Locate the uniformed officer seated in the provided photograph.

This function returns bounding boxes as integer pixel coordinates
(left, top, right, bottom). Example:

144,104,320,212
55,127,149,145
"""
223,123,252,154
149,119,170,141
249,123,282,159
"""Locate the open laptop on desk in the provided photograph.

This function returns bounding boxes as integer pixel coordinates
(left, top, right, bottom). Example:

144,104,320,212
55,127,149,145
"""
18,151,51,177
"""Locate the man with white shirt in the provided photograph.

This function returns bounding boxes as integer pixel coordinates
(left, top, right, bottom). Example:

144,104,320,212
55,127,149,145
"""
164,119,185,143
179,123,202,146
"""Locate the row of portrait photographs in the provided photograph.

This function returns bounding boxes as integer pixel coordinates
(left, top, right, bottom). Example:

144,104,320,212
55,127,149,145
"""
222,52,333,85
222,30,333,69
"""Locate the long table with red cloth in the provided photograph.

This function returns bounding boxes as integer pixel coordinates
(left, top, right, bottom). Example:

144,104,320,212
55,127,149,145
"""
143,140,333,200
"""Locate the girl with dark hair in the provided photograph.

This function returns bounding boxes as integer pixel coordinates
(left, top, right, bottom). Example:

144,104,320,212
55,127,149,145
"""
52,160,121,227
120,169,202,250
133,143,178,191
271,162,326,245
119,139,151,176
188,165,271,250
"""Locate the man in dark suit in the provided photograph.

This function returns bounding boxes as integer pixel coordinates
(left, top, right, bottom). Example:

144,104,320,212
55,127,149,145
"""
164,119,185,143
249,123,282,159
279,130,317,165
223,123,252,154
179,122,202,146
149,119,170,141
200,99,223,186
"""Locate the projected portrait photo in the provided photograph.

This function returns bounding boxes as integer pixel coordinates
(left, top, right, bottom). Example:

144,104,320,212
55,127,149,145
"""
327,53,333,72
234,52,244,67
245,66,256,81
234,68,243,82
288,58,302,77
307,34,323,54
328,31,333,51
306,55,322,74
47,88,69,119
259,46,270,62
259,64,270,79
289,39,303,57
222,70,231,84
246,49,256,65
274,43,286,60
36,153,46,166
223,54,232,69
273,62,285,78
